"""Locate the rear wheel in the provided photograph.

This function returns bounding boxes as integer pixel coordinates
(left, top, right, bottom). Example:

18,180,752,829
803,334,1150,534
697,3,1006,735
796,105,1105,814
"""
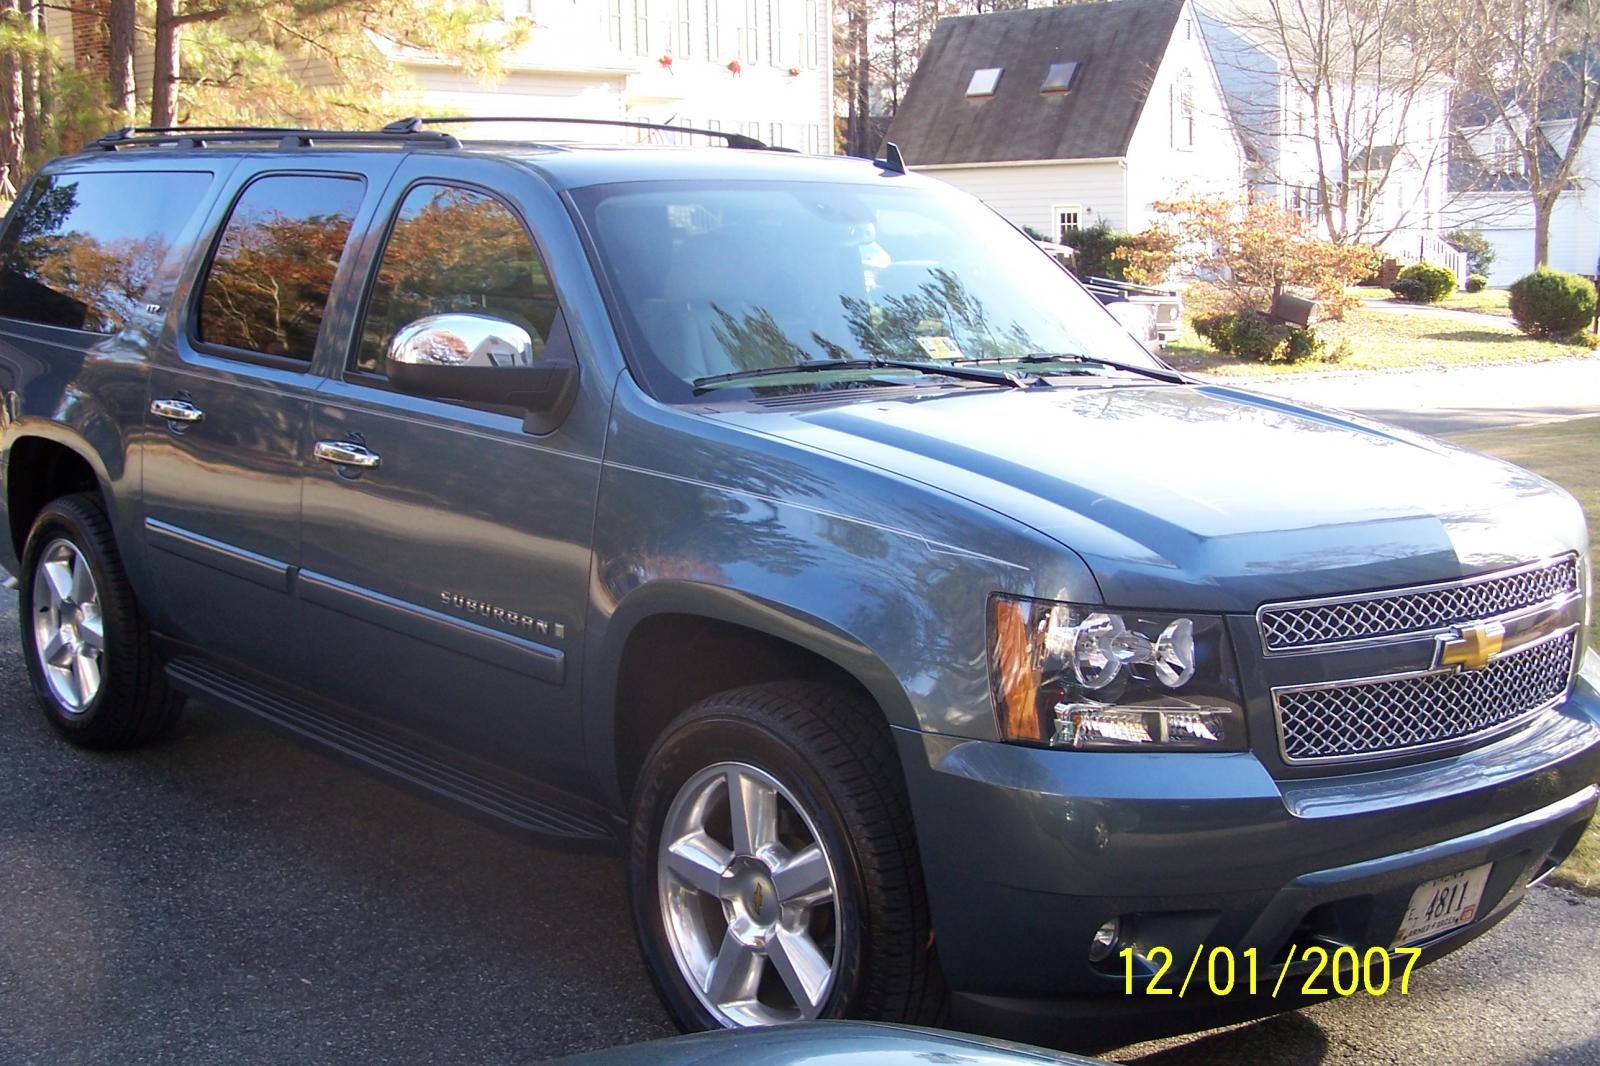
628,681,943,1031
19,493,182,748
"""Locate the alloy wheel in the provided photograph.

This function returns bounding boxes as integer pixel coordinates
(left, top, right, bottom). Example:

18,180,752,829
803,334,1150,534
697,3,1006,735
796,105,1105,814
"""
656,761,843,1027
31,538,105,714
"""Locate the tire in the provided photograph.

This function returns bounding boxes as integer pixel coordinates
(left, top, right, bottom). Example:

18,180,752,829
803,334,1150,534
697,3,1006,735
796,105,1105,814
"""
18,492,183,748
629,681,944,1032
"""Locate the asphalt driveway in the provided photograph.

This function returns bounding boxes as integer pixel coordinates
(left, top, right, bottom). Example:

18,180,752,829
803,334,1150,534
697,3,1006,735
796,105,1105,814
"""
0,588,1596,1065
1229,356,1600,435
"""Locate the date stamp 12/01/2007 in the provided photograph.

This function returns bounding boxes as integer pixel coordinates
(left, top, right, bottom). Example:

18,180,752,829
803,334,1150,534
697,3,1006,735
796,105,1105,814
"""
1122,945,1425,998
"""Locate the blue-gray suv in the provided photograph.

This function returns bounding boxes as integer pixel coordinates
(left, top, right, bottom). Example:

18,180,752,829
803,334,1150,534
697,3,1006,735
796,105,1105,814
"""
1,119,1595,1051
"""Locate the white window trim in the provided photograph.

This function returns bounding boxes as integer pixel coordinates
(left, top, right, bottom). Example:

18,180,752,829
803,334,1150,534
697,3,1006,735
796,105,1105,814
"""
1052,203,1083,243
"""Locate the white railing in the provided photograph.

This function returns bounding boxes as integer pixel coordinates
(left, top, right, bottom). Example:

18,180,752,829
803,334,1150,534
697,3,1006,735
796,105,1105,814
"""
1381,231,1468,283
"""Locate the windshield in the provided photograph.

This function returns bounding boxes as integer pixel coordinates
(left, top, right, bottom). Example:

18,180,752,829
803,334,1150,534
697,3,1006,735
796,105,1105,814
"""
571,178,1164,400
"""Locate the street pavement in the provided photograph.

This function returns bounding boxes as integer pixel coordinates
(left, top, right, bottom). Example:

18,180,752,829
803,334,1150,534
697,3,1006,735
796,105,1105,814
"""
0,591,1596,1065
1217,355,1600,435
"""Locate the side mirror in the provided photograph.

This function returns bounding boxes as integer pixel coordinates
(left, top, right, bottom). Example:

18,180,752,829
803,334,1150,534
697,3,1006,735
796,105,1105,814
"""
387,312,579,433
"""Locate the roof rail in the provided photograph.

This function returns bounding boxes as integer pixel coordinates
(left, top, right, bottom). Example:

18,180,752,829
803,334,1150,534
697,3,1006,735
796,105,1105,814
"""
384,115,774,151
87,124,461,152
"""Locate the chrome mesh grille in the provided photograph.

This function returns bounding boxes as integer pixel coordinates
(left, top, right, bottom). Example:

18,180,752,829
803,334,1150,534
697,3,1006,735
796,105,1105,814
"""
1275,630,1577,763
1260,556,1579,652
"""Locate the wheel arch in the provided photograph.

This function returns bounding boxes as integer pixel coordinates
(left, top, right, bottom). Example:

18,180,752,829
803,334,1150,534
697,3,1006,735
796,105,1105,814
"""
588,580,919,813
4,430,112,570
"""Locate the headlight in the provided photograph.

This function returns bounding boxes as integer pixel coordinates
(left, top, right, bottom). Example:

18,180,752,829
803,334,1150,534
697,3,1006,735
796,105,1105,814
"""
987,595,1246,751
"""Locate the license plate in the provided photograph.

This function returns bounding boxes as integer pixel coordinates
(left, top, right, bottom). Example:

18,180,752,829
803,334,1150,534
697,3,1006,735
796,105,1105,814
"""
1393,863,1492,947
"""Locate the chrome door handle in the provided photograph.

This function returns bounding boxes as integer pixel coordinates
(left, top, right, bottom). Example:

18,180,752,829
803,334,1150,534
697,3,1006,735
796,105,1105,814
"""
150,398,204,423
314,440,381,469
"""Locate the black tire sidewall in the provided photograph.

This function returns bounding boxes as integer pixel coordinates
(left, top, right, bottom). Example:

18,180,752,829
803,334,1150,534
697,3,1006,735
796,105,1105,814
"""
629,708,871,1032
19,497,127,739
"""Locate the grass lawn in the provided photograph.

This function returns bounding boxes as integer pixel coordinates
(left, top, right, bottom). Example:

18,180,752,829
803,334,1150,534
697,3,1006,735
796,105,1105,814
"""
1163,305,1593,378
1347,284,1513,317
1445,417,1600,894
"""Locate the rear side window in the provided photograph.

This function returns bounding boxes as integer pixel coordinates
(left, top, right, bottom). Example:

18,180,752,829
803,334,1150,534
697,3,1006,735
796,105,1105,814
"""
355,184,557,376
0,170,212,333
196,174,364,360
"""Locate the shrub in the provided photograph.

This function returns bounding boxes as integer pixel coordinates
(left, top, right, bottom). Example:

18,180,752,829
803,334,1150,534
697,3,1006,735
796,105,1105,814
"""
1508,268,1598,338
1190,312,1233,352
1392,262,1456,303
1389,277,1429,302
1465,274,1488,293
1062,221,1128,280
1444,227,1496,278
1208,312,1326,363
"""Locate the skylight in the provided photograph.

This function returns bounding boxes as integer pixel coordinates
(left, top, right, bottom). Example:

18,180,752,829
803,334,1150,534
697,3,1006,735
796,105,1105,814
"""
1041,62,1080,94
966,67,1003,98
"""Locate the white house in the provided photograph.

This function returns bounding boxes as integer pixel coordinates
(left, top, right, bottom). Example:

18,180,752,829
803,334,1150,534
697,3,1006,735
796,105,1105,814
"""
883,0,1250,242
45,0,833,153
1197,3,1463,277
1442,93,1600,285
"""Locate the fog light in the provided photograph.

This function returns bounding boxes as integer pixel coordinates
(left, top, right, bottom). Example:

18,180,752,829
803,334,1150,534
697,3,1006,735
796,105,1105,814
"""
1088,918,1122,963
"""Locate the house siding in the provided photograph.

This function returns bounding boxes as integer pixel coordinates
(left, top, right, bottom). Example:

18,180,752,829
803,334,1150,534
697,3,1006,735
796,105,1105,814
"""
1123,2,1245,230
913,160,1130,236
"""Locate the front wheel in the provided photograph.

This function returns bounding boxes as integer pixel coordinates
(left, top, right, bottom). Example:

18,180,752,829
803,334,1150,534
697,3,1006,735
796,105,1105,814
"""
628,681,943,1031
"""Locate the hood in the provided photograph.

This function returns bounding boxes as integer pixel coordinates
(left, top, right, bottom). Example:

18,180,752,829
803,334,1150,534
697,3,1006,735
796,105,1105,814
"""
711,383,1588,611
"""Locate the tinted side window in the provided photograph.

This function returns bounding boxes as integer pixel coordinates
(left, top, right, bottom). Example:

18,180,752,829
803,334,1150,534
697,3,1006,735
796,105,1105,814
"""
0,170,212,333
356,184,557,375
197,174,364,360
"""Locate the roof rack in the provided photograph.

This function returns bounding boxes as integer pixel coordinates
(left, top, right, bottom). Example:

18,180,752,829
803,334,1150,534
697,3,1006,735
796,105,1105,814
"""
88,124,461,152
383,115,774,151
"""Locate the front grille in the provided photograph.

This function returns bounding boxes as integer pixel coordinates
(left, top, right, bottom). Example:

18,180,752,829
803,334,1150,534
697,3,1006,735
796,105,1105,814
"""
1274,629,1578,764
1259,555,1580,653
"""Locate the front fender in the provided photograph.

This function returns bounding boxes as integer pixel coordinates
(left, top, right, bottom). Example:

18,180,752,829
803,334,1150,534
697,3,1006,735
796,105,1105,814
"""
580,381,1099,812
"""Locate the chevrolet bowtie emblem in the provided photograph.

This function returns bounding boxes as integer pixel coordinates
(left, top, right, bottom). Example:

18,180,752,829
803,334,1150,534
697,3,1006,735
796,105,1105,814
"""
1438,621,1506,671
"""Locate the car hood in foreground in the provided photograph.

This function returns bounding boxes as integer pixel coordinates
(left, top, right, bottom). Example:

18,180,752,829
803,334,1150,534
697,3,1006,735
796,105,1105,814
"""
711,383,1587,611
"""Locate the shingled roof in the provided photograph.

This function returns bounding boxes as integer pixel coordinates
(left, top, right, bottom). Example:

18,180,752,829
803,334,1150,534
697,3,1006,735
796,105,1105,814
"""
885,0,1186,166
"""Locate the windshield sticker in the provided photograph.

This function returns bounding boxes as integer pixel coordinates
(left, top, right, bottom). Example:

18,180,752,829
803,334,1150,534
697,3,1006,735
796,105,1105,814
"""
915,336,964,360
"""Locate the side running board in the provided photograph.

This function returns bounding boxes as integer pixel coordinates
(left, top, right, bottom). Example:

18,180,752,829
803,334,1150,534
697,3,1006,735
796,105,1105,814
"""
165,656,615,843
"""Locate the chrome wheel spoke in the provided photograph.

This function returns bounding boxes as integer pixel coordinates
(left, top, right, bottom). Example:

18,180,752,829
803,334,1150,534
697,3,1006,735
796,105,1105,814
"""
68,554,94,604
772,844,832,906
703,927,763,1005
665,831,733,897
77,609,104,652
39,628,71,668
41,559,73,609
72,651,100,704
766,928,831,1017
727,769,778,855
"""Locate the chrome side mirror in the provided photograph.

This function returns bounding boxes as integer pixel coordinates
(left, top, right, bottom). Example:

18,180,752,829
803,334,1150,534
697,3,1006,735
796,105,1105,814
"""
389,312,539,370
386,311,580,434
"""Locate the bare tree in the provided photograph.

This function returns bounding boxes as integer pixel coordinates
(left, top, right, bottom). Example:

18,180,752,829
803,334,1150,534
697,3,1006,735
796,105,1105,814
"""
1455,0,1599,266
1203,0,1461,244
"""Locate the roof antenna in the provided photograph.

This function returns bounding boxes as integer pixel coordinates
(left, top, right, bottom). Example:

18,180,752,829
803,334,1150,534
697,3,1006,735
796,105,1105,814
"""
874,141,906,174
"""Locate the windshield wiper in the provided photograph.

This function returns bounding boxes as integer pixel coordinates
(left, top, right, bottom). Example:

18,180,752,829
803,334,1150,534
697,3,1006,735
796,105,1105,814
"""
692,357,1029,393
950,353,1187,385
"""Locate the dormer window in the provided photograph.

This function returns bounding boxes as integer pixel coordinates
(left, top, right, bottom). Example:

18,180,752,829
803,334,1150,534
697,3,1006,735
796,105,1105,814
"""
1041,62,1080,94
966,67,1003,98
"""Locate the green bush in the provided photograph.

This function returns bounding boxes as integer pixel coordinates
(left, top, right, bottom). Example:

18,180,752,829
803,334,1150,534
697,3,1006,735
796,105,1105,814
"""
1465,274,1488,293
1508,268,1598,338
1444,227,1496,278
1201,312,1325,363
1392,262,1456,303
1389,277,1428,302
1191,313,1233,352
1062,221,1127,279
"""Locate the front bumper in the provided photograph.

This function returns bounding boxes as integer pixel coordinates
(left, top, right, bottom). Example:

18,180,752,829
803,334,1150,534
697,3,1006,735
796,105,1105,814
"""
894,659,1600,1051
